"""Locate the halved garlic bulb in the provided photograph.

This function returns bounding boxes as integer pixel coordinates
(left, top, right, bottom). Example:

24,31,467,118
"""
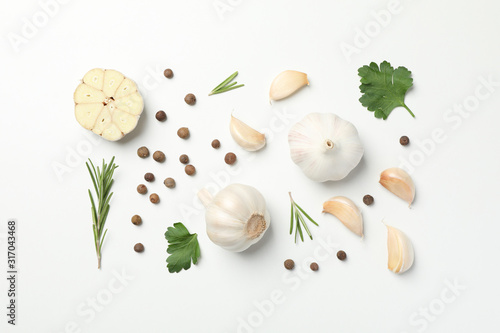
74,68,144,141
288,113,364,182
379,168,415,206
387,225,414,274
323,196,363,236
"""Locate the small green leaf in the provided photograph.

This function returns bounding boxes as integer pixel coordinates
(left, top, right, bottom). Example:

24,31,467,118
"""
165,222,201,273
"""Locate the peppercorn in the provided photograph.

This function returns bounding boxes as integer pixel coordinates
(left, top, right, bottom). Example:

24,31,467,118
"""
337,250,347,261
137,146,149,158
184,93,196,105
310,262,319,271
225,152,237,165
153,151,165,162
400,136,410,146
144,173,155,182
134,243,144,253
149,193,159,204
131,215,142,226
211,139,221,149
155,110,167,122
284,259,295,270
179,154,189,164
177,127,190,139
164,177,176,188
363,195,374,206
163,68,173,79
137,184,147,194
185,165,196,176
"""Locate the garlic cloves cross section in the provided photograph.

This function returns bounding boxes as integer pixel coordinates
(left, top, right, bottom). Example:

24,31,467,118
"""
269,70,309,101
229,115,266,151
386,225,414,274
323,196,363,237
379,167,415,206
74,68,144,141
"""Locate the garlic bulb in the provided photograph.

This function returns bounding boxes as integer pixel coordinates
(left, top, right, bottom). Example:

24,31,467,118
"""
379,167,415,206
386,225,414,274
288,113,364,182
323,196,363,237
269,70,309,101
198,184,271,252
230,115,266,151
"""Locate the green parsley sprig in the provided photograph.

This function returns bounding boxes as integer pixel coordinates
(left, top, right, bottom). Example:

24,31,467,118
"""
165,223,201,273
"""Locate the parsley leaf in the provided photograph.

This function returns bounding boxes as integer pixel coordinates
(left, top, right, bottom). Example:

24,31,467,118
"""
165,222,200,273
358,61,415,120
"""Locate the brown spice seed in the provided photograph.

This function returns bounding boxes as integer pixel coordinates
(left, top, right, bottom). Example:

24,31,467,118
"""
184,93,196,105
337,250,347,261
131,215,142,226
310,262,319,271
163,68,173,79
137,146,149,158
363,195,374,206
400,136,410,146
211,139,221,149
155,111,167,122
137,184,147,194
177,127,190,139
164,177,176,188
185,165,196,176
224,152,237,165
144,173,155,182
134,243,144,253
153,151,165,162
179,154,189,164
149,193,159,204
284,259,295,270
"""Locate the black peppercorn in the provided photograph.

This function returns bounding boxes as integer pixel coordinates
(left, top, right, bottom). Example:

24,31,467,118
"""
284,259,295,270
337,250,347,261
149,193,159,204
400,136,410,146
177,127,190,139
144,173,155,182
134,243,144,252
185,165,196,176
179,154,189,164
225,152,237,165
164,177,176,188
363,195,374,206
137,146,149,158
184,93,196,105
137,184,147,194
155,111,167,122
163,68,173,79
211,139,221,149
153,151,165,162
310,262,319,271
131,215,142,226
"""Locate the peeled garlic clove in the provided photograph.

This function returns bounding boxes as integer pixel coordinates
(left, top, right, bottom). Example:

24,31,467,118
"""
387,225,414,274
269,70,309,101
229,115,266,151
379,168,415,206
323,196,363,237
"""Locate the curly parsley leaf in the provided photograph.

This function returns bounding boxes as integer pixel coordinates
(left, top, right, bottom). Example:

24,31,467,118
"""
358,61,415,120
165,222,200,273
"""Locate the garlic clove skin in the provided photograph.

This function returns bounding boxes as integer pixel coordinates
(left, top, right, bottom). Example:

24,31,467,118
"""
269,70,309,101
386,225,414,274
323,196,363,236
198,184,271,252
379,167,415,206
288,113,364,182
229,115,266,151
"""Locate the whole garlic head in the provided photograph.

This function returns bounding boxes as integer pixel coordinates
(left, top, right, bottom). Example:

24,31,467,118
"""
198,184,271,252
288,113,364,182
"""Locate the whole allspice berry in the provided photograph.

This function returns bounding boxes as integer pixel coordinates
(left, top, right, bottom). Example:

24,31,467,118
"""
137,184,147,194
131,215,142,226
163,68,173,79
177,127,190,139
224,152,237,165
164,177,176,188
185,165,196,176
155,110,167,122
337,250,347,261
211,139,221,149
153,151,165,162
400,136,410,146
310,262,319,271
284,259,295,270
150,193,159,204
184,93,196,105
137,146,149,158
144,173,155,182
179,154,189,164
134,243,144,253
363,195,374,206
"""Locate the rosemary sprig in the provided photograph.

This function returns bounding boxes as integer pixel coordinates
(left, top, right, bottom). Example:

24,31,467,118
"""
209,71,244,95
86,157,118,269
289,192,319,243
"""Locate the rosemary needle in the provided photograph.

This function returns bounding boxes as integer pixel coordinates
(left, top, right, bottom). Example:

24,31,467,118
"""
289,192,319,243
209,71,245,95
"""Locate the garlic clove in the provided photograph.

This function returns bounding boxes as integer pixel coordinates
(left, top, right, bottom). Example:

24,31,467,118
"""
269,70,309,101
229,115,266,151
386,225,414,274
379,167,415,206
322,196,363,236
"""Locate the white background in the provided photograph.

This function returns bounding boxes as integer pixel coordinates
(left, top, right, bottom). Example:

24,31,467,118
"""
1,0,500,332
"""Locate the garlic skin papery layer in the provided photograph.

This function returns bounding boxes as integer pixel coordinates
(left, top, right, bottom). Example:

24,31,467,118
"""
198,184,271,252
323,196,363,237
380,167,415,206
230,115,266,151
288,113,364,182
269,70,309,101
387,225,414,274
